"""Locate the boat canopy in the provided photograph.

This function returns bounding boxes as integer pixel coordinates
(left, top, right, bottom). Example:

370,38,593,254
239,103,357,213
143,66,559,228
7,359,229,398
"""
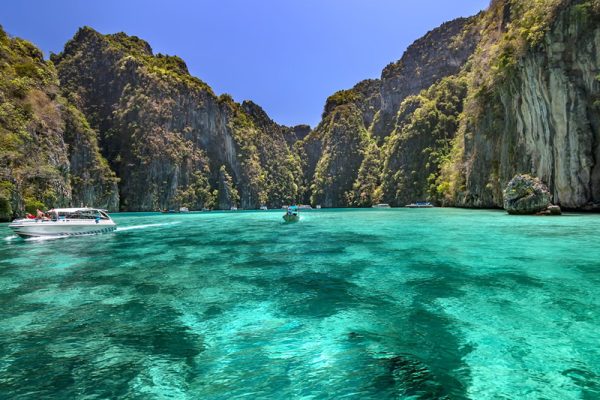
287,205,298,211
48,208,103,213
47,208,110,220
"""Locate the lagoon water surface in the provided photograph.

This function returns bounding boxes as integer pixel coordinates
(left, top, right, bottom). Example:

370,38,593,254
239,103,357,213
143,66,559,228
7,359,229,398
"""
1,209,599,399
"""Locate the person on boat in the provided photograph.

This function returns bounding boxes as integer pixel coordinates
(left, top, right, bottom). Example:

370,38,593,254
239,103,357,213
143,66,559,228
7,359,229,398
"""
36,209,44,220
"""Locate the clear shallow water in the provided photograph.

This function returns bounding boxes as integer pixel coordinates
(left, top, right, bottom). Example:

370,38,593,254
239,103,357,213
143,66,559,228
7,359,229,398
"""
1,208,599,399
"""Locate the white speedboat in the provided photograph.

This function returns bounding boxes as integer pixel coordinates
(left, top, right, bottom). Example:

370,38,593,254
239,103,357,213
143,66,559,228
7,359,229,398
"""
9,208,117,238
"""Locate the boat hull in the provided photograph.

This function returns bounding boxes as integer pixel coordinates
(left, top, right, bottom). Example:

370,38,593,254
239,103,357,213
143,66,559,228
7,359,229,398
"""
9,220,117,238
283,214,299,223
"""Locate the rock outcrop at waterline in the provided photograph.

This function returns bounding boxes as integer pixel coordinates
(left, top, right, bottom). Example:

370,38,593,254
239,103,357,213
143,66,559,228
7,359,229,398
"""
503,174,551,214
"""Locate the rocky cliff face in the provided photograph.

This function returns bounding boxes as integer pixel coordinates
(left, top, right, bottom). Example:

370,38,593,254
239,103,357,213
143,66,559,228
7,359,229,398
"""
298,80,379,207
283,124,311,147
381,75,468,206
52,27,301,210
63,104,119,210
307,0,600,210
372,16,481,140
301,15,480,207
308,103,370,207
0,25,117,220
455,0,600,209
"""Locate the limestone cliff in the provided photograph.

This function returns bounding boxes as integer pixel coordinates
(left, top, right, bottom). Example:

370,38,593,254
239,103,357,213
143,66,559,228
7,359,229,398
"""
381,75,468,206
308,102,370,207
52,27,301,210
453,0,600,209
0,25,117,220
308,0,600,211
299,80,378,207
372,16,481,140
63,104,119,210
302,15,480,207
283,124,311,147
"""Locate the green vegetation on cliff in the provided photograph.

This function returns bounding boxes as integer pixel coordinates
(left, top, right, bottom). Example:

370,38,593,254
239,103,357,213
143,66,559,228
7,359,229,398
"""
0,25,67,219
347,142,383,207
309,103,371,207
381,75,468,206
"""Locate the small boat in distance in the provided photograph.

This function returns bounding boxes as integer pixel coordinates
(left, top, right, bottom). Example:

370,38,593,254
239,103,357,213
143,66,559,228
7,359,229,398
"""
260,205,268,211
372,203,391,208
161,209,178,213
179,207,189,213
283,205,299,223
316,205,322,209
406,202,434,208
298,205,312,210
9,208,117,238
230,206,238,211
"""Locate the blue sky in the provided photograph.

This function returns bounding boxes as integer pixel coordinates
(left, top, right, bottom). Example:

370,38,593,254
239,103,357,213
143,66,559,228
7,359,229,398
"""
2,0,489,127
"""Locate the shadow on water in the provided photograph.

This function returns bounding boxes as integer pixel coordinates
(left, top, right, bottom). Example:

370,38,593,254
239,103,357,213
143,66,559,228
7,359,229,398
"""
388,262,473,399
1,299,204,398
273,260,472,398
280,272,363,318
375,354,450,399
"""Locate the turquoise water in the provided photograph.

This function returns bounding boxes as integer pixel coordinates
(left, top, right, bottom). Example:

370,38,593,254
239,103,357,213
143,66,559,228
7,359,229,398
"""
1,208,599,399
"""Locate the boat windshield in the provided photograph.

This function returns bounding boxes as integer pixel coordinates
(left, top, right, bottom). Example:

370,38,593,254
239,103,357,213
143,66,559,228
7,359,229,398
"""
56,210,109,220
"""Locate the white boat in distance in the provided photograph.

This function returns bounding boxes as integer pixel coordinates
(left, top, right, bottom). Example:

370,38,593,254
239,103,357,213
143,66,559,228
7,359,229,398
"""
9,208,117,238
372,203,391,208
405,202,434,208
